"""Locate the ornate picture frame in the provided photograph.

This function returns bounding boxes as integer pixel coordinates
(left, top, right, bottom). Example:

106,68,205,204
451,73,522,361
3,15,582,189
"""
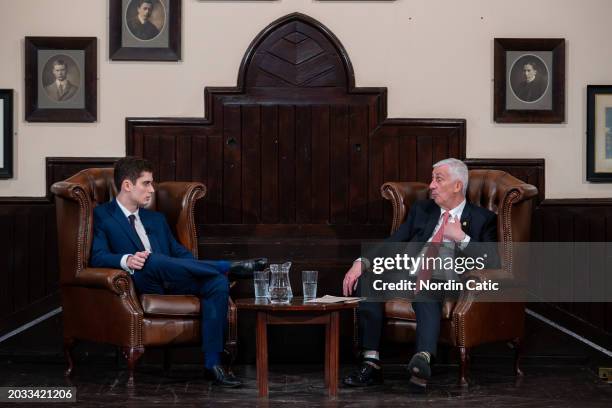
494,38,565,123
0,89,13,179
587,85,612,182
25,37,97,123
110,0,181,61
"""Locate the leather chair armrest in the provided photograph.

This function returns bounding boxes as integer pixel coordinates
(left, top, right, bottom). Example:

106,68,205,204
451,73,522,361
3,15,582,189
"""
381,182,429,233
155,182,206,256
51,181,88,201
72,267,133,295
506,183,538,203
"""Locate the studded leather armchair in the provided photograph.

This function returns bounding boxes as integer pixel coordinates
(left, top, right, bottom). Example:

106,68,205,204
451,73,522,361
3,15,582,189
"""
380,170,538,385
51,168,237,384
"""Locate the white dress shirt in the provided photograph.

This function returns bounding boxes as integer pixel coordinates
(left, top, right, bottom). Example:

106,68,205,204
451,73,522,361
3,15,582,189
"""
116,200,152,273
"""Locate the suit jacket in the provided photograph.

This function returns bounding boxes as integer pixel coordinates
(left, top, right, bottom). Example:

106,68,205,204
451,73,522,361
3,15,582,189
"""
90,199,193,269
44,80,78,102
127,18,160,40
386,199,499,269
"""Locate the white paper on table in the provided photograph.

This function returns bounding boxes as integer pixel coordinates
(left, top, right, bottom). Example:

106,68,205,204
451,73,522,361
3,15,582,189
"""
304,295,363,304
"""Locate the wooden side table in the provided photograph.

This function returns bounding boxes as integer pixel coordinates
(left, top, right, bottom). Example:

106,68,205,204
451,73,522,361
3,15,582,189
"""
235,297,358,398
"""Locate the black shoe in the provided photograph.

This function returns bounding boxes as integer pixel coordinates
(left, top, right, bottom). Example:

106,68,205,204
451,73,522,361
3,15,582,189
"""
407,352,431,380
408,376,427,394
204,365,242,388
343,361,383,387
228,258,268,279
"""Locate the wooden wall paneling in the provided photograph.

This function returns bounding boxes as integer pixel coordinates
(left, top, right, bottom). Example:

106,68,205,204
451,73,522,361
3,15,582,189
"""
242,105,262,224
0,213,15,319
143,129,161,179
330,105,349,224
28,212,46,302
205,133,224,225
278,105,296,223
159,133,177,181
349,105,368,224
416,135,434,183
368,127,385,225
311,105,330,224
223,105,243,223
176,132,192,181
260,105,279,224
295,105,312,224
13,213,30,312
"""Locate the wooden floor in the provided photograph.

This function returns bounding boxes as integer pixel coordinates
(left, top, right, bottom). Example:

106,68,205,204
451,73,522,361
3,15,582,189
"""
1,313,611,407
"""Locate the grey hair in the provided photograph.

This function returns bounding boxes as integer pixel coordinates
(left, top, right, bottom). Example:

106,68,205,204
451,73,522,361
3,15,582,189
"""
433,158,468,196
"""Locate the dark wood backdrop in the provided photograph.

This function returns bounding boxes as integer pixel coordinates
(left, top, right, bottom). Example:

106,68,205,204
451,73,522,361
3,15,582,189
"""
0,13,609,361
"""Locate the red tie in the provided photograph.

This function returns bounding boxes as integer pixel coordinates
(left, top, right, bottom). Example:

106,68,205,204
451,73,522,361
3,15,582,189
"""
416,211,449,292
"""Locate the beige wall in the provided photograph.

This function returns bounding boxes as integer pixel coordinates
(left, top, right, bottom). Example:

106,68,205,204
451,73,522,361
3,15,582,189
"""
1,0,611,198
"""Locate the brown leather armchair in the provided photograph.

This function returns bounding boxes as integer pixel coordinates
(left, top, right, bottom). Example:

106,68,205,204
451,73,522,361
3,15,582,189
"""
380,170,538,385
51,168,237,384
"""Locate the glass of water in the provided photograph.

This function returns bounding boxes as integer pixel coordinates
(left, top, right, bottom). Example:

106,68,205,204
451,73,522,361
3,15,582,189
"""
302,270,318,300
254,269,270,299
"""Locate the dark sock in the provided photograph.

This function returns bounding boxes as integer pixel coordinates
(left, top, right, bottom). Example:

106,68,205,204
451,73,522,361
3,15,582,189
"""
204,352,221,369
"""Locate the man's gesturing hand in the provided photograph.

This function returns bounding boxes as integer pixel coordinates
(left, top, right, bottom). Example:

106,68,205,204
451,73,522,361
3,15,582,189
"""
443,214,466,242
343,261,363,296
127,251,150,270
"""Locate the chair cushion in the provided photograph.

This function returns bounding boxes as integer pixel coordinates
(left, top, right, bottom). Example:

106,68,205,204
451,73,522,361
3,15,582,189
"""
384,298,456,320
140,294,200,317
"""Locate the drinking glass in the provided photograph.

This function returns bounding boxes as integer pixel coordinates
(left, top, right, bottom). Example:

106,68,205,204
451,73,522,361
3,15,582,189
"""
254,269,270,298
302,270,318,300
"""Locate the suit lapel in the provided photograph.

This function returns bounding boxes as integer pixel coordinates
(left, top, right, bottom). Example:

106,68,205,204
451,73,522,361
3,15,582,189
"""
109,200,145,251
460,202,473,237
422,202,441,241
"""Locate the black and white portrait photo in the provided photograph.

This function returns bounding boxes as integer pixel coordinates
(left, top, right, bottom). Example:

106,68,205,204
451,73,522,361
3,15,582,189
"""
110,0,180,61
25,37,97,122
125,0,166,41
509,55,549,103
42,56,80,103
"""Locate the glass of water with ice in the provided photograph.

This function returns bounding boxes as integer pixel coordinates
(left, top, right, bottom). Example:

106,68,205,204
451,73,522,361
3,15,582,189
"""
302,270,318,300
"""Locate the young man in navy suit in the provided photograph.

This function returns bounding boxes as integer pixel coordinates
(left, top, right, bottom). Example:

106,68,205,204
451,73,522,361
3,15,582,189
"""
91,157,266,387
342,158,498,390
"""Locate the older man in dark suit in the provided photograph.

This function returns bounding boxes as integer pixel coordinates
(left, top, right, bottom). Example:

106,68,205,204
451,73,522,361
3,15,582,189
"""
342,158,498,391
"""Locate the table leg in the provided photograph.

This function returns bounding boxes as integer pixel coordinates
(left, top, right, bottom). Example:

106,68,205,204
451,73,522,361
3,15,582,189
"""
328,311,340,397
324,317,330,387
256,311,268,397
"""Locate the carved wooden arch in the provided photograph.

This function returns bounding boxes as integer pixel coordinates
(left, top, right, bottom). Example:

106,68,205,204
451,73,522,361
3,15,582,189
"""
237,12,355,90
127,12,466,268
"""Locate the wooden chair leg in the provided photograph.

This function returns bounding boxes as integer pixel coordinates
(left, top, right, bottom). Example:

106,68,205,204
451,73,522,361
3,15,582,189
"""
511,337,524,376
63,337,76,377
458,346,470,387
122,346,145,386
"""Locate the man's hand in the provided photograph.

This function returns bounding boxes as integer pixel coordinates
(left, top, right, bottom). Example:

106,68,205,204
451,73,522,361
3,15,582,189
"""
127,251,150,270
343,261,363,296
443,215,466,242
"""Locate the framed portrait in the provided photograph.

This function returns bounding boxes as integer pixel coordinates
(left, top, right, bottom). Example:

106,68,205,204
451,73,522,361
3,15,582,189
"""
110,0,181,61
494,38,565,123
586,85,612,182
0,90,13,179
25,37,97,123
